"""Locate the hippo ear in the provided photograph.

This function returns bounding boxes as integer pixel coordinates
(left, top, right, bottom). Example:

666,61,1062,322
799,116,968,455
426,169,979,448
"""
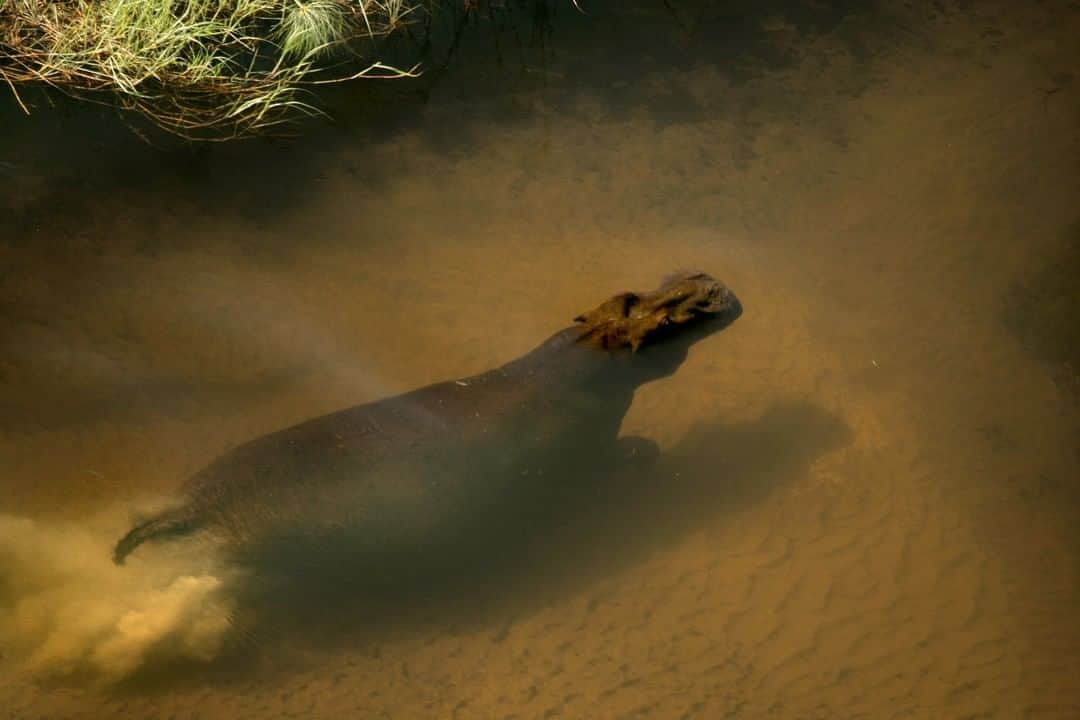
619,292,642,316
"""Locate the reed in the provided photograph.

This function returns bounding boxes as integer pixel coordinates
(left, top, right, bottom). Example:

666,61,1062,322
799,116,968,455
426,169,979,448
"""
0,0,421,138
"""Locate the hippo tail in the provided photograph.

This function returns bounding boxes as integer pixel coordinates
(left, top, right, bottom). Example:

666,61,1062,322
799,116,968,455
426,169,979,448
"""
113,506,198,565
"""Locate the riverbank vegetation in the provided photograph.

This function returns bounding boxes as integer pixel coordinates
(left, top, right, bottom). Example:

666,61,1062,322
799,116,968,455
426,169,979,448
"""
0,0,422,137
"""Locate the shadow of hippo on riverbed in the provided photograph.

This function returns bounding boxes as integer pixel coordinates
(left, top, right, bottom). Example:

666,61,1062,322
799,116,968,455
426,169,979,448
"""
120,398,850,692
234,400,850,648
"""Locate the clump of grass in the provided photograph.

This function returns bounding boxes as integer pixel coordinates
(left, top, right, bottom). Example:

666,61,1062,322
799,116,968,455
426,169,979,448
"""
0,0,420,138
278,0,352,58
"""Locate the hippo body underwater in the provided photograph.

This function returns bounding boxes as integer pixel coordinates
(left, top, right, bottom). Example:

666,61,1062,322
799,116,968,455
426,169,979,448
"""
113,273,742,572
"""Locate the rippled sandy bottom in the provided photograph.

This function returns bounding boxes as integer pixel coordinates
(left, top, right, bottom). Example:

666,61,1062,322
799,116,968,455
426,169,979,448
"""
2,0,1078,717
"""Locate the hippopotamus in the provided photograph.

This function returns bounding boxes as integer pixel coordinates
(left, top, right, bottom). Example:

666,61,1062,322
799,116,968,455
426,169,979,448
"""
112,272,742,572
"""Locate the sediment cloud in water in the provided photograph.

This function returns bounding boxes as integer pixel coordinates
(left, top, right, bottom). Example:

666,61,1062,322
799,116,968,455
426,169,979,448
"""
0,509,236,683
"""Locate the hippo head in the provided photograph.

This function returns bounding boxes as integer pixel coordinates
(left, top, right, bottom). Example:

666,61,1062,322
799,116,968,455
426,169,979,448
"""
572,271,742,380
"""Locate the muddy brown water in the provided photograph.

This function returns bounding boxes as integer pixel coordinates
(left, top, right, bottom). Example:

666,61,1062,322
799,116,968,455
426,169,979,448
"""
2,0,1079,717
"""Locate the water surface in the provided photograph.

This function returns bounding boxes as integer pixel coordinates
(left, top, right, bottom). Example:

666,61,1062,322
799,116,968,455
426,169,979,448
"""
2,0,1079,717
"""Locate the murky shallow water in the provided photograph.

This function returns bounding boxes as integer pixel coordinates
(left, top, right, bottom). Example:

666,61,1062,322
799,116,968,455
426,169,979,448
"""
2,0,1079,717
